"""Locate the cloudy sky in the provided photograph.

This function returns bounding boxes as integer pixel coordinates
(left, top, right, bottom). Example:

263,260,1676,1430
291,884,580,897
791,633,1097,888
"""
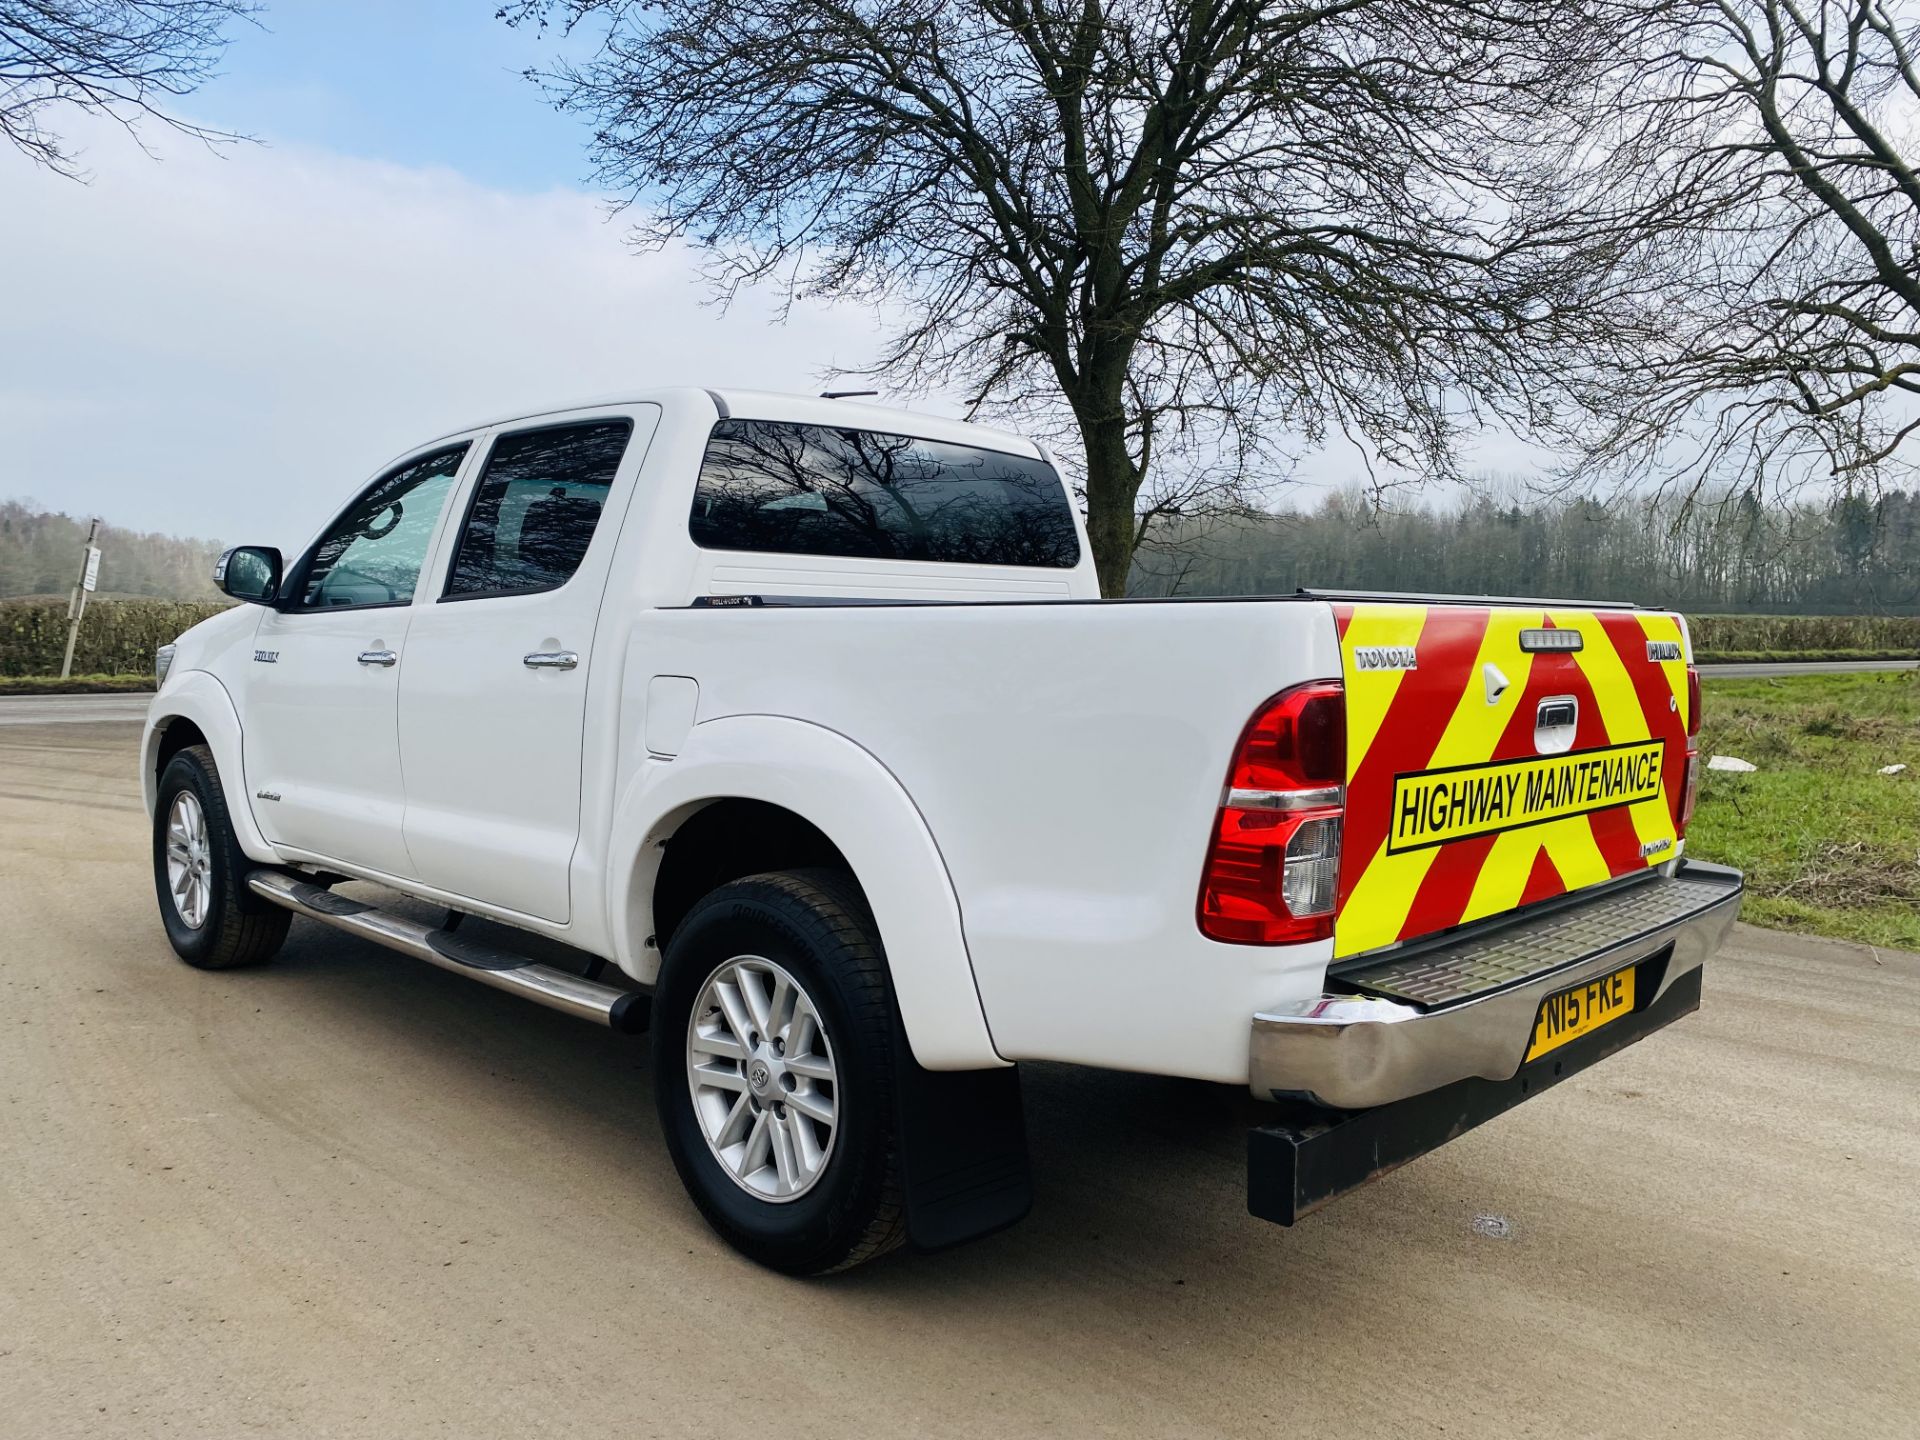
1,0,896,551
3,0,1540,553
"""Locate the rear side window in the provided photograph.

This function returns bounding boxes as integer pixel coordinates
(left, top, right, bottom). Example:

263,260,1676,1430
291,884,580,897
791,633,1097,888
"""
688,419,1081,568
445,420,632,599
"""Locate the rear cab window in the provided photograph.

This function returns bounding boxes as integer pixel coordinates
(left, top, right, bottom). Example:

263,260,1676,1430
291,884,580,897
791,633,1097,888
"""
688,419,1080,568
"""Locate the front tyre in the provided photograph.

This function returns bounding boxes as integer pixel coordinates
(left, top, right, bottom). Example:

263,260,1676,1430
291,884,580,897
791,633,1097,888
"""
653,869,904,1275
153,744,290,970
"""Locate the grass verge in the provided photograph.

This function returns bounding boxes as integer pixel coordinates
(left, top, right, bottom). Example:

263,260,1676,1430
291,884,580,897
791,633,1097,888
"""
0,674,154,695
1689,670,1919,949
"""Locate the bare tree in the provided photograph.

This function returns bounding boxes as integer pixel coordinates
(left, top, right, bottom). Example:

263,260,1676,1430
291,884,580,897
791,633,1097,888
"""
1,0,253,176
508,0,1646,594
1570,0,1920,502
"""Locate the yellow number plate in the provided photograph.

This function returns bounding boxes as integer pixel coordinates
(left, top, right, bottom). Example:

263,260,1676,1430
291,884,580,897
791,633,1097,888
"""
1525,965,1637,1062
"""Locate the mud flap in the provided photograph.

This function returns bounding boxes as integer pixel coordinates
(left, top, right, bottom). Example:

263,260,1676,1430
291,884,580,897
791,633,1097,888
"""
891,1025,1032,1252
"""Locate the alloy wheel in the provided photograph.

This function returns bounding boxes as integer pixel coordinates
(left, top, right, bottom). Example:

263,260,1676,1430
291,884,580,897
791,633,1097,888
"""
164,790,213,930
685,955,839,1202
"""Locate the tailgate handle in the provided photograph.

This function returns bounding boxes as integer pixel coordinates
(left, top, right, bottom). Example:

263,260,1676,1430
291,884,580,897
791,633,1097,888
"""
1537,700,1577,730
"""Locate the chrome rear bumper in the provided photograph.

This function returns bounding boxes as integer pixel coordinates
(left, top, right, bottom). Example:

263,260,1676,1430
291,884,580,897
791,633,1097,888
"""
1249,860,1744,1109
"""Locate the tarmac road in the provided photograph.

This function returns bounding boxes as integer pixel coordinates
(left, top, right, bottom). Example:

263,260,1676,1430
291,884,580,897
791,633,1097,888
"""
2,712,1916,1439
0,693,155,726
1697,658,1918,677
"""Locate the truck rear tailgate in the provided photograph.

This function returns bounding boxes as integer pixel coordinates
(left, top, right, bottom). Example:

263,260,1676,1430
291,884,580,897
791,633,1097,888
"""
1332,601,1694,959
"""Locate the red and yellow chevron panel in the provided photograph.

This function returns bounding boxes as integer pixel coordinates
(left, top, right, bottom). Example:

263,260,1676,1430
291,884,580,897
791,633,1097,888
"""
1332,602,1690,959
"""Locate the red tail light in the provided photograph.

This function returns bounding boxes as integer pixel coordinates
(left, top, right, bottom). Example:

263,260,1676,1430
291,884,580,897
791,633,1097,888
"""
1198,682,1345,945
1676,665,1702,835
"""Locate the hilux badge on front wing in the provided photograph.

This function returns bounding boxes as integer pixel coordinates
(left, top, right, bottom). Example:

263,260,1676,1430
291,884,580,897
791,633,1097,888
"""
1647,640,1683,662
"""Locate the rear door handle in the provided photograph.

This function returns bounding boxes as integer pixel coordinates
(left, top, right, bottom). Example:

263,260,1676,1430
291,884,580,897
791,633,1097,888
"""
357,649,398,667
523,651,579,671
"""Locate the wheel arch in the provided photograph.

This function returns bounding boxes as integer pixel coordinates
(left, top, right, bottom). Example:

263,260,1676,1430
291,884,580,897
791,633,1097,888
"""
649,798,855,950
606,714,1005,1071
142,672,277,864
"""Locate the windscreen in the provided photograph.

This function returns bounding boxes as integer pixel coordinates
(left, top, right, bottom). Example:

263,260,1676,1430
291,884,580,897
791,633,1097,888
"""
688,418,1080,568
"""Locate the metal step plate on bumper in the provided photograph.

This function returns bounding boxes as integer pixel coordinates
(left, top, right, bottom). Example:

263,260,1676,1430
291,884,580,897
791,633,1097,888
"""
1336,872,1739,1010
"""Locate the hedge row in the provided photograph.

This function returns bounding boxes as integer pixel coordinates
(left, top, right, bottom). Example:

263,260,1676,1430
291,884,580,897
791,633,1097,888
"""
1686,613,1920,656
1,598,1914,678
0,599,233,678
1698,649,1920,665
0,674,157,694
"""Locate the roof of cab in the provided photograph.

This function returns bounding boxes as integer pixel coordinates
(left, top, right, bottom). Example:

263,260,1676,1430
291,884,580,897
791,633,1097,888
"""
428,386,1044,460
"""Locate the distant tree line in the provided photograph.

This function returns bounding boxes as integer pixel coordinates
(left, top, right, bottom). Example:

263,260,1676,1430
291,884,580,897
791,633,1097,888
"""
4,486,1913,616
1129,487,1920,614
0,501,221,601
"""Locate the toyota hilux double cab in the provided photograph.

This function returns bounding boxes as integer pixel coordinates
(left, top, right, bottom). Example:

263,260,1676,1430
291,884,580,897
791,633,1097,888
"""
144,388,1743,1273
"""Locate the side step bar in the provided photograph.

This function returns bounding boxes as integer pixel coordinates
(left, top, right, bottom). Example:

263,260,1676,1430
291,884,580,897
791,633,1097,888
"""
246,870,648,1033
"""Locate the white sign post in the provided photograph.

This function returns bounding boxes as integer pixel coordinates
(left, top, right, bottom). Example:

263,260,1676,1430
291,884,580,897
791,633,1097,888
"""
59,522,102,680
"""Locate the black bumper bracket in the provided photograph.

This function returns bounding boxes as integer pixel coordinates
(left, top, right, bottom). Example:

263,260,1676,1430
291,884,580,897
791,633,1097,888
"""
1248,965,1704,1226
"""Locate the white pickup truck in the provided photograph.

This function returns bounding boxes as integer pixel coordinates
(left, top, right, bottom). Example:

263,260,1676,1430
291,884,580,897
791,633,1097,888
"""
145,387,1743,1273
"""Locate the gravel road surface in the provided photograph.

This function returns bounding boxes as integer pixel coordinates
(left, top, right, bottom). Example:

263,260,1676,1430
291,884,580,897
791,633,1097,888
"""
2,711,1915,1438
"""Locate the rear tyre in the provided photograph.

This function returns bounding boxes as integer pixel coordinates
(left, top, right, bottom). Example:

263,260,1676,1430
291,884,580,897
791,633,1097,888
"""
153,744,289,970
653,868,904,1275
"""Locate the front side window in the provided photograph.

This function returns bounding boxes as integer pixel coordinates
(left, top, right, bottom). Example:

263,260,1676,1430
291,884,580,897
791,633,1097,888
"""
299,444,468,609
688,420,1081,568
444,420,632,599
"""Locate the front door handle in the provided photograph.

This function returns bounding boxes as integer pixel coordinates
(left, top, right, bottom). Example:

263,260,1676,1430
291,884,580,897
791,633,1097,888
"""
357,649,398,667
523,650,579,671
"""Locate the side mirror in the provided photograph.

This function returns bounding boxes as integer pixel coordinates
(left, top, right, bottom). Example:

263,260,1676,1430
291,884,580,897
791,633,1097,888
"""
214,545,283,605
